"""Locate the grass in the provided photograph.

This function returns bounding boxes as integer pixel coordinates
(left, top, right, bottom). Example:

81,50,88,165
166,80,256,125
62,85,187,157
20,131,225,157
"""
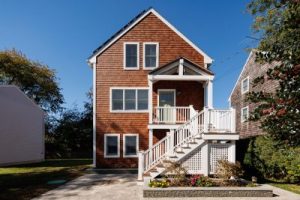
0,159,92,200
270,183,300,195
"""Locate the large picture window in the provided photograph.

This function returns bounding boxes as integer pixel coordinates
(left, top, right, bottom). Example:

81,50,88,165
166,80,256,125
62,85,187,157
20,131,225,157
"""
124,43,139,69
104,134,120,158
111,88,148,112
123,134,139,157
143,43,159,69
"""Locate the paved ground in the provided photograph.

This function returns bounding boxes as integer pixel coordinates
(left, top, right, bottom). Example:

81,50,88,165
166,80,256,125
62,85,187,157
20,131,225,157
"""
34,173,300,200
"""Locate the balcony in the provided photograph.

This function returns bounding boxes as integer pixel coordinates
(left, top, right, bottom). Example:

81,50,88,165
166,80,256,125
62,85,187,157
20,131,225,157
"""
151,106,236,134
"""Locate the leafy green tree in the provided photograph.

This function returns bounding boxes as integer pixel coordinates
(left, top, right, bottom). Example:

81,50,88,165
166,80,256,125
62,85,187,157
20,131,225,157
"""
246,0,300,146
0,49,64,113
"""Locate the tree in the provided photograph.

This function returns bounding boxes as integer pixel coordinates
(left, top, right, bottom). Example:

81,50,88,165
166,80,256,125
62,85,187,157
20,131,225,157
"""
0,49,64,113
246,0,300,146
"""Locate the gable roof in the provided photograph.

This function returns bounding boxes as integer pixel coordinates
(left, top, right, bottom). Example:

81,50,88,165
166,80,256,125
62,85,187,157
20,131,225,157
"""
88,8,213,65
149,57,214,75
228,50,255,101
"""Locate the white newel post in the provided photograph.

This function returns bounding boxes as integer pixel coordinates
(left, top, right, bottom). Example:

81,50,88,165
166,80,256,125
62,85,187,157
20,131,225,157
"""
149,129,153,164
230,107,236,133
169,129,175,155
148,80,153,124
189,105,196,119
203,107,209,133
138,151,144,181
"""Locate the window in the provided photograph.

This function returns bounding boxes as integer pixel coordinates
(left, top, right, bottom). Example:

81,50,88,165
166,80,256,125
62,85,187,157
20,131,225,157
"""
241,106,249,122
124,43,139,69
241,76,249,94
143,43,159,69
104,134,120,158
110,88,148,112
123,134,139,157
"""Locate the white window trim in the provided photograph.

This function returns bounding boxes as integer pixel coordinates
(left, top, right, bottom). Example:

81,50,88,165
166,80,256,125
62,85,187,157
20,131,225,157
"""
124,42,139,70
157,89,176,107
104,134,120,158
241,76,250,94
110,87,149,113
143,42,159,70
241,106,249,123
123,134,139,158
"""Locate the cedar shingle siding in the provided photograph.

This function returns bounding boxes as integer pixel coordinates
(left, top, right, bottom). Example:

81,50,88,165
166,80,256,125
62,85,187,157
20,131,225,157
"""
95,13,207,168
230,52,278,139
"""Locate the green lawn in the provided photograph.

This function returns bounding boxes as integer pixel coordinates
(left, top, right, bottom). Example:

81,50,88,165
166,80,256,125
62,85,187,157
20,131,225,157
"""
0,159,92,200
270,183,300,195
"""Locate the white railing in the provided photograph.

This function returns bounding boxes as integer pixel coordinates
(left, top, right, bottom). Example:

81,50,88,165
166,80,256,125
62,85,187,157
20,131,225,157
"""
206,108,236,133
138,107,236,180
153,105,197,124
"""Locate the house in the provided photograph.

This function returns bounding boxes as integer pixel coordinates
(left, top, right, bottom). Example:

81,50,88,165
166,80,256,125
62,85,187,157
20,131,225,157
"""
0,85,45,166
88,8,239,181
229,50,278,138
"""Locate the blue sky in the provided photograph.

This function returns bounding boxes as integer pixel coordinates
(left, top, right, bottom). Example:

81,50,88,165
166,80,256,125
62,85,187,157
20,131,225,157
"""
0,0,256,110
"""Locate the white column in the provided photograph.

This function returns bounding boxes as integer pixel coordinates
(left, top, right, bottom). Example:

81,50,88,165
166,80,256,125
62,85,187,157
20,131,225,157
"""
138,151,145,181
148,80,153,124
207,80,213,108
179,58,184,76
229,141,236,163
201,141,209,176
169,129,175,155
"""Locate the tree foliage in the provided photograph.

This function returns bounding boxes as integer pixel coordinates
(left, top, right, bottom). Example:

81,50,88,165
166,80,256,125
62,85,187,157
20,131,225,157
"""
244,135,300,183
45,91,92,158
0,49,64,113
246,0,300,146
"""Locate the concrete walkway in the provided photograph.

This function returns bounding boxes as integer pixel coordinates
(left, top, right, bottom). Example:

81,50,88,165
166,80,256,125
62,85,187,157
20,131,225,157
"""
33,173,300,200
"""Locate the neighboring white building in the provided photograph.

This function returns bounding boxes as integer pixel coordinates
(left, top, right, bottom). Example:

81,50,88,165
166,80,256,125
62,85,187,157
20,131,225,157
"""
0,85,45,166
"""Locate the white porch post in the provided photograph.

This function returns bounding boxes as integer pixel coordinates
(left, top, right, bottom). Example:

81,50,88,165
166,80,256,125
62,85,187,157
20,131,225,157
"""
149,129,153,148
229,141,236,163
169,129,175,155
230,107,236,133
205,80,213,108
138,151,144,181
201,142,209,176
148,80,153,124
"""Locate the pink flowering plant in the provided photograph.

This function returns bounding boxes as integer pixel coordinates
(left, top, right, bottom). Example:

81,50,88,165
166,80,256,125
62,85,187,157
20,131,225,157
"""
190,175,213,187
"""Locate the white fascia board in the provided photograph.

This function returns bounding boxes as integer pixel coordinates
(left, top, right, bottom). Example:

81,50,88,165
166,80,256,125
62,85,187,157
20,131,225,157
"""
228,50,254,102
88,8,213,65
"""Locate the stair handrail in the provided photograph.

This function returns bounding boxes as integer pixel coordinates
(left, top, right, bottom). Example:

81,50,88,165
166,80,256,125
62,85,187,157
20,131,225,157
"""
142,109,206,173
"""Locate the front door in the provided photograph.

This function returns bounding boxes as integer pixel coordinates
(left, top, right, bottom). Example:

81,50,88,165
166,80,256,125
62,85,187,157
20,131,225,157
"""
158,90,176,123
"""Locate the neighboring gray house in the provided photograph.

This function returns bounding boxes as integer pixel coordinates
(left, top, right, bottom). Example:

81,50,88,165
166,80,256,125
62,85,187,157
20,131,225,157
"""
0,85,44,166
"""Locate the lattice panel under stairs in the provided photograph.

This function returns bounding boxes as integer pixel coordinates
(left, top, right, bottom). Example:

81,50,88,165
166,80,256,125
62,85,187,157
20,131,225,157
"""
181,146,202,174
209,143,230,173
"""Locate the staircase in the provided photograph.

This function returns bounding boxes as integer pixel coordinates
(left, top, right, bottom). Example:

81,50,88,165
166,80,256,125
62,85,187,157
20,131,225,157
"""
139,109,207,180
138,107,237,181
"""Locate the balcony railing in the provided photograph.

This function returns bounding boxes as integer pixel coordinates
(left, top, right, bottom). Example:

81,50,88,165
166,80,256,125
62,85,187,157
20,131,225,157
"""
152,105,197,124
206,108,235,133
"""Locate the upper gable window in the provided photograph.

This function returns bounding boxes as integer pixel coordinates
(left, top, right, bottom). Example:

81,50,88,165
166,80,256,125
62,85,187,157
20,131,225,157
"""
143,43,159,69
241,76,250,94
124,42,139,69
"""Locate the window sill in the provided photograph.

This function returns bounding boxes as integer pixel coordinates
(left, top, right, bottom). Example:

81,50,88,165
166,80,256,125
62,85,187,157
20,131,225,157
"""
110,110,149,113
104,155,120,158
143,67,157,70
123,155,138,158
124,67,139,70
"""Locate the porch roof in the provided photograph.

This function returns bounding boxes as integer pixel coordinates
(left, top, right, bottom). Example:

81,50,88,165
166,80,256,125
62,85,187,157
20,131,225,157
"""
148,57,214,82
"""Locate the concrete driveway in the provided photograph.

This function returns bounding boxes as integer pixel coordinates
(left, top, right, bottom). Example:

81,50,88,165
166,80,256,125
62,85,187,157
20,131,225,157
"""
34,173,300,200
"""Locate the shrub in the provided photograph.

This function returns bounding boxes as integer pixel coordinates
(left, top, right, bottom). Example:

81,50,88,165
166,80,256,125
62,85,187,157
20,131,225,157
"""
215,160,244,179
148,179,170,188
164,161,189,186
243,135,300,183
190,175,213,187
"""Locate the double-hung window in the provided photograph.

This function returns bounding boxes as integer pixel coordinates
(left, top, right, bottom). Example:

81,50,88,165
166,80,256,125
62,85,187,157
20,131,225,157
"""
241,76,249,94
104,134,120,158
111,88,148,112
123,134,139,157
241,106,249,122
143,43,159,69
124,42,139,69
